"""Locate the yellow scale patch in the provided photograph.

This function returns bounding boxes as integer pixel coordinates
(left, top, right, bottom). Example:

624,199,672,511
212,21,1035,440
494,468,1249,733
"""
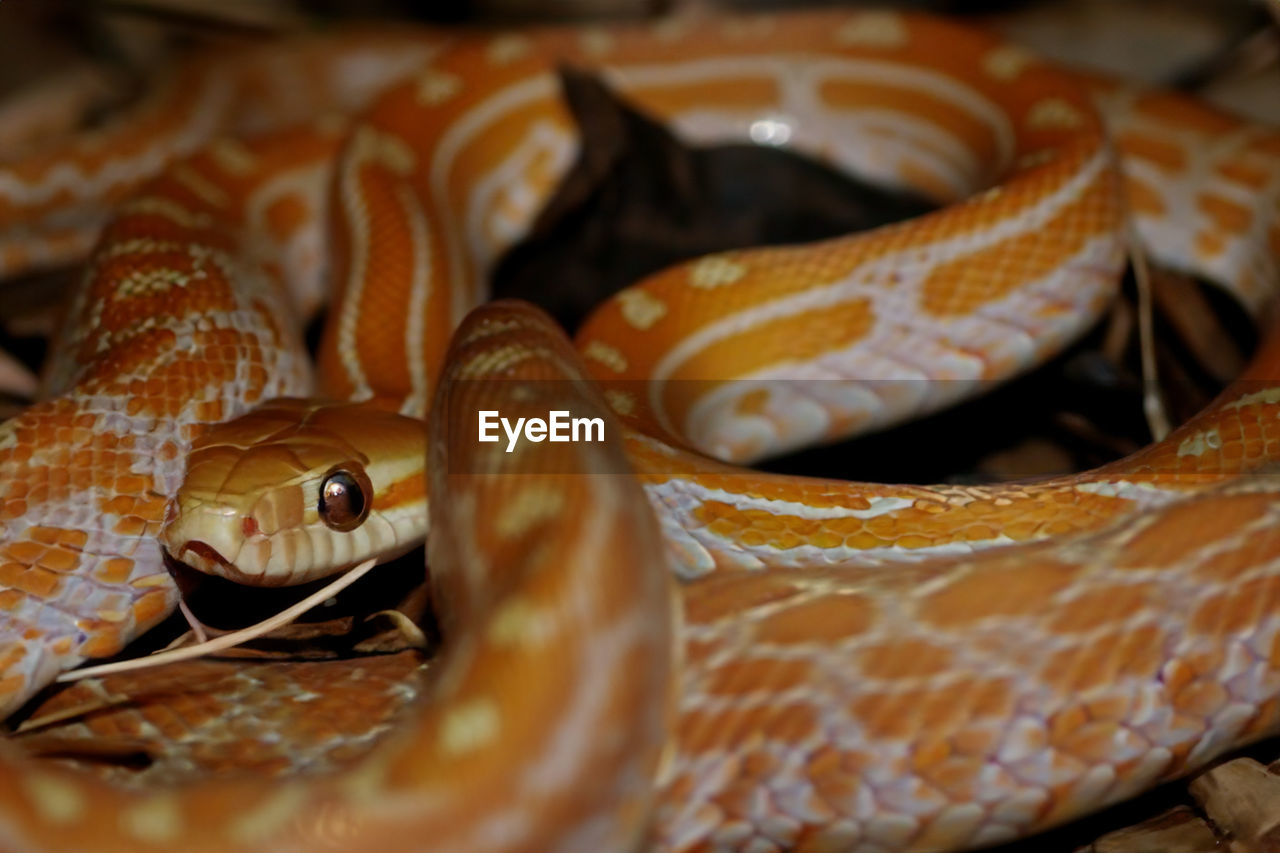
113,267,192,300
353,126,417,175
833,11,908,48
688,255,747,289
983,45,1035,81
1225,386,1280,411
208,139,259,176
494,486,567,540
617,290,668,330
119,197,213,229
582,341,628,373
578,28,614,56
121,795,184,844
171,164,230,208
457,343,546,378
23,773,85,825
439,698,502,756
416,70,462,106
488,598,555,648
1027,98,1085,131
604,389,637,416
1177,429,1222,458
486,34,532,65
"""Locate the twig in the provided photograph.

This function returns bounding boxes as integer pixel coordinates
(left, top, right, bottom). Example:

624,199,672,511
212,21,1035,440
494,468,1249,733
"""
56,558,380,683
1129,219,1171,441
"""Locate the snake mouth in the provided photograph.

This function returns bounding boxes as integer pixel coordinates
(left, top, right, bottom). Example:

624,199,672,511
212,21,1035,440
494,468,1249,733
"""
176,540,234,573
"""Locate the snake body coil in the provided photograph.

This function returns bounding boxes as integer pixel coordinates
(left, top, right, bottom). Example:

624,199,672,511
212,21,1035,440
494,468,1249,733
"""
1,9,1280,852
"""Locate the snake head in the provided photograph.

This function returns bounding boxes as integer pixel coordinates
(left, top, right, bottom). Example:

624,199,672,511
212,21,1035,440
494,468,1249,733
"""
160,398,428,586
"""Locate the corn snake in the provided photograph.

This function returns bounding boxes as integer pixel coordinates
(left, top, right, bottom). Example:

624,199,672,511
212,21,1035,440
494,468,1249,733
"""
2,6,1280,851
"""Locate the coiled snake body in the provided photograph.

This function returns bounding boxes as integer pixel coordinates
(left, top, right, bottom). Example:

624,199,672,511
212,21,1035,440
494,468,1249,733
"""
2,8,1280,852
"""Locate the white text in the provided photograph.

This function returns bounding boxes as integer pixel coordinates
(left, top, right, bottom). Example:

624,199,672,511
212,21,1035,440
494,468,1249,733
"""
477,410,605,452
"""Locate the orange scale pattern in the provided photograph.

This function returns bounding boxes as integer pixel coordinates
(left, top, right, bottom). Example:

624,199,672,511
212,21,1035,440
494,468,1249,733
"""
1,8,1280,853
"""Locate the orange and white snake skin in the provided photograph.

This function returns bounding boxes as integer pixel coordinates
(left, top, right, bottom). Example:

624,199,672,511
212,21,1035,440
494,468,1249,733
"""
2,8,1280,852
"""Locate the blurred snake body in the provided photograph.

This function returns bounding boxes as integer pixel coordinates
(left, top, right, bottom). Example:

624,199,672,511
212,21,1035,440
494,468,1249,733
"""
2,8,1280,852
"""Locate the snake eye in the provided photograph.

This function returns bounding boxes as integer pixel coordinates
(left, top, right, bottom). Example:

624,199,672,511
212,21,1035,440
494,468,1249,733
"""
318,467,371,532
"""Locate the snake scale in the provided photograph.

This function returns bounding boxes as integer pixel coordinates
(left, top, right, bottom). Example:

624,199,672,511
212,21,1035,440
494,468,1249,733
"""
2,7,1280,852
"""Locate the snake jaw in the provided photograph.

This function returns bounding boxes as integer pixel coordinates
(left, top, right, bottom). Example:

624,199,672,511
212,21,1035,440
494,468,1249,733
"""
176,539,236,574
